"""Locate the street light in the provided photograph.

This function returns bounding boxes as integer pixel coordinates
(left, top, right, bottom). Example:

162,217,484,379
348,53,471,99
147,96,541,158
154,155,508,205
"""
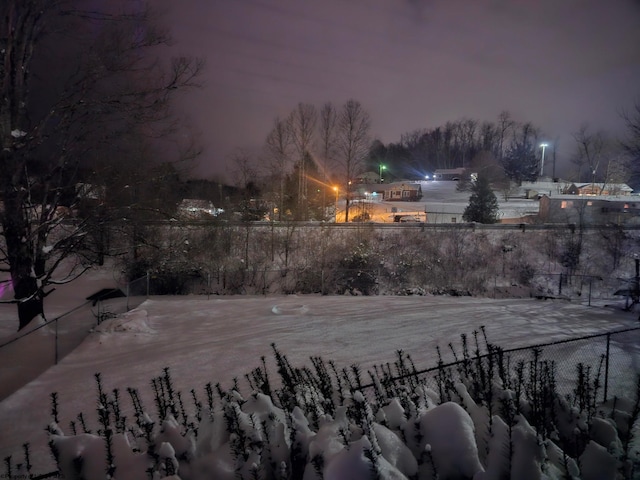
539,143,548,177
333,186,339,223
379,164,386,183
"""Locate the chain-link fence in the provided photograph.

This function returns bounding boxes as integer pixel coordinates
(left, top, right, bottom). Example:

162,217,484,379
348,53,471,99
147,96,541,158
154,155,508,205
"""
121,268,640,405
121,268,638,308
360,327,640,406
0,290,130,401
507,273,631,305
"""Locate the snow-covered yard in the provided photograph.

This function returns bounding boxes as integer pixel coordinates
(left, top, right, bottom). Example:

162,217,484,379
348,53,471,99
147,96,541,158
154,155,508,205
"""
1,291,639,478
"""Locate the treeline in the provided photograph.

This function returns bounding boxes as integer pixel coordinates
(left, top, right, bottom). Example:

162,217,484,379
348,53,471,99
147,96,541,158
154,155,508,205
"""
369,112,541,181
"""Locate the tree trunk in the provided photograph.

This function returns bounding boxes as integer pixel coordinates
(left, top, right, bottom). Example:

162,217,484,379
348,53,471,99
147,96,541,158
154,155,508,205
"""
10,234,44,331
2,191,44,330
345,197,350,223
15,279,44,330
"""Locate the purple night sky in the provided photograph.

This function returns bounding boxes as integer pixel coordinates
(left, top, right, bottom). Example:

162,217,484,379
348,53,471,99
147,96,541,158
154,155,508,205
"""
159,0,640,180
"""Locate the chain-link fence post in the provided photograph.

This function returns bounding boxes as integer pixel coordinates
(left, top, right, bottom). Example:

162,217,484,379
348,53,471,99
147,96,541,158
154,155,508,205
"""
55,317,59,365
126,280,130,311
604,332,611,403
558,274,562,296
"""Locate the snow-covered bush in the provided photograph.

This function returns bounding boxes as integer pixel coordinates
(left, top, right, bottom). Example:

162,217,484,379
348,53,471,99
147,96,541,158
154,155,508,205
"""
116,221,640,299
336,242,379,295
5,334,640,479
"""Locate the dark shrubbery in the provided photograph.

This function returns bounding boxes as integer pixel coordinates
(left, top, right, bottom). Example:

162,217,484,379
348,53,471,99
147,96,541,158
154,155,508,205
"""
336,243,379,295
116,223,638,298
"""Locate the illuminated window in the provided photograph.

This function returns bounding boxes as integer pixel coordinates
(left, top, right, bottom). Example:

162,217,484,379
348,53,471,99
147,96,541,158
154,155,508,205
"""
587,201,593,206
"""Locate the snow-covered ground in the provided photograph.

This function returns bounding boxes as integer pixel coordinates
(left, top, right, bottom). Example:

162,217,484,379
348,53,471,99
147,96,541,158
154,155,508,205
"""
0,182,638,478
1,287,639,475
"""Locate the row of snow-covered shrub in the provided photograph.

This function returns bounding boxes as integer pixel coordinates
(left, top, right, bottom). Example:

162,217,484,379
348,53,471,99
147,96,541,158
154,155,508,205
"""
119,223,640,298
5,334,640,479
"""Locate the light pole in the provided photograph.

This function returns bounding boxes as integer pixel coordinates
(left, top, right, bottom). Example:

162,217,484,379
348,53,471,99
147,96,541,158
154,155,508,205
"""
540,143,548,177
333,186,339,223
379,164,386,183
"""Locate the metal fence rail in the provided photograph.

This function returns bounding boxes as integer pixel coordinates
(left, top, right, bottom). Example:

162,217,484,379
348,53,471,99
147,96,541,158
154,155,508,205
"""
360,327,640,405
0,289,130,401
121,269,636,307
2,265,633,401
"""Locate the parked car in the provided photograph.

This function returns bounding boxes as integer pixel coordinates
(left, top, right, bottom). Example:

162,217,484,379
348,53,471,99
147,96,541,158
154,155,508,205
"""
394,214,421,223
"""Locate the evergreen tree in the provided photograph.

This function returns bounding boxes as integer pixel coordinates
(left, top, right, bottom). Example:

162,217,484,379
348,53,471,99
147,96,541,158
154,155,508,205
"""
499,122,540,185
462,175,500,223
501,142,539,185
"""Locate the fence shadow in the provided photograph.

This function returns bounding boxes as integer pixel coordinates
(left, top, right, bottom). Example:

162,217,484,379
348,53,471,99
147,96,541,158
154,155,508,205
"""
0,292,130,402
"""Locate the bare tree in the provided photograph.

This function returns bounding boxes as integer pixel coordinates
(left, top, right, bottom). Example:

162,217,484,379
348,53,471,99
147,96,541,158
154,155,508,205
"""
265,117,293,220
621,100,640,188
602,155,631,193
496,111,516,162
335,100,371,222
400,129,428,173
317,102,338,218
0,1,202,329
458,118,479,168
318,102,338,170
572,124,608,187
231,149,258,190
287,103,317,219
479,121,499,154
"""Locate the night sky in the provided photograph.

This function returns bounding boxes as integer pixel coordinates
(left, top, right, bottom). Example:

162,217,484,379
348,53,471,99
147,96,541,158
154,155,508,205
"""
160,0,640,180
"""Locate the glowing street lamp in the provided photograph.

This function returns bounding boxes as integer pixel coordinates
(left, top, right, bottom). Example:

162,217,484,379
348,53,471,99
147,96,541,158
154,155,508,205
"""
379,164,386,183
540,143,548,176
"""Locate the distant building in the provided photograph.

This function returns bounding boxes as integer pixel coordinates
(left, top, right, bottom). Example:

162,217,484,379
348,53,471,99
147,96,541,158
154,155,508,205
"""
518,180,633,199
564,183,633,196
519,180,571,199
538,195,640,224
178,199,223,219
433,168,466,181
383,183,423,201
